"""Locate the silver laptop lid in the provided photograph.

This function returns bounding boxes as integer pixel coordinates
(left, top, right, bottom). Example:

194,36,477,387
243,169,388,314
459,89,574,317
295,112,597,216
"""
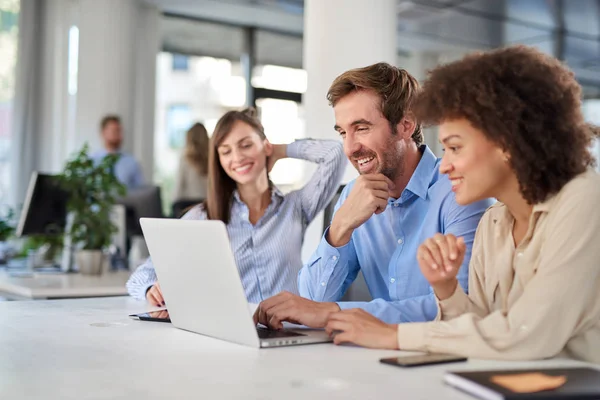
140,218,260,347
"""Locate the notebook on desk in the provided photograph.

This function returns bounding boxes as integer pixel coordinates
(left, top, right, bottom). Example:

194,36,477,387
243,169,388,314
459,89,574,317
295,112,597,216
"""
444,367,600,400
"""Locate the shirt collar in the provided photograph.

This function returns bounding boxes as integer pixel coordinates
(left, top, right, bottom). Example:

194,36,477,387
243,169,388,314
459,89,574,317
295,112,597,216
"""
494,188,559,228
532,192,559,214
96,149,121,157
232,185,284,205
403,145,438,200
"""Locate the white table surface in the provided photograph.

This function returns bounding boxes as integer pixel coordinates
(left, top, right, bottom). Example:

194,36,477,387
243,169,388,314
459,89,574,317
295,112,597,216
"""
1,296,594,400
0,269,131,299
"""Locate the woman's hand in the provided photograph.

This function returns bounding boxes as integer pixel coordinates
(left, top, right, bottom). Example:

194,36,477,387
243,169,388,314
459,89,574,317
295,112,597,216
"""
417,233,465,300
146,282,165,307
324,309,398,349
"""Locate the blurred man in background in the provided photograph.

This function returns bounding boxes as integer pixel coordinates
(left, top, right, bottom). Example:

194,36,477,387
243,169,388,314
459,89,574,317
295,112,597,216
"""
91,115,144,191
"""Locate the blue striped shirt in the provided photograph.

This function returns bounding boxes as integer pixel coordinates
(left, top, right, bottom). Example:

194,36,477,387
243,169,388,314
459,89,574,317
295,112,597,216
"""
298,145,493,324
126,139,346,303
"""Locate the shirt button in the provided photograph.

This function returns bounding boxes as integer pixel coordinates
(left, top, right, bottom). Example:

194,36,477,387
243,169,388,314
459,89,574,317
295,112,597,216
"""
321,282,326,287
397,238,403,245
390,278,396,284
517,252,523,258
332,256,338,261
394,203,400,207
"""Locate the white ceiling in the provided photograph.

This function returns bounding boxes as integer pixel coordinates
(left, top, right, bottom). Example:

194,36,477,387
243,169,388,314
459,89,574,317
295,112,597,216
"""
143,0,600,92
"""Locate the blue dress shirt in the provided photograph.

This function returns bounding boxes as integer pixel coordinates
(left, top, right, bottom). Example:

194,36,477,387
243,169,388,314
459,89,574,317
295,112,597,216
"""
298,145,493,324
91,149,144,190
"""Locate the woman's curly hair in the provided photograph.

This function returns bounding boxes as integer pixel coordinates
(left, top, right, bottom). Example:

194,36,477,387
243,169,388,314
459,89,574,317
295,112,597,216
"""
414,45,597,204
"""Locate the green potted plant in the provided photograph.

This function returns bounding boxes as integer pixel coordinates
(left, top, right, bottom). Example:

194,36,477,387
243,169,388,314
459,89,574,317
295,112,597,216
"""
57,144,126,275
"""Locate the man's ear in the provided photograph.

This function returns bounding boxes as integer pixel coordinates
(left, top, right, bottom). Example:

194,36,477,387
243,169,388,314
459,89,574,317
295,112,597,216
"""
264,140,274,156
395,113,417,140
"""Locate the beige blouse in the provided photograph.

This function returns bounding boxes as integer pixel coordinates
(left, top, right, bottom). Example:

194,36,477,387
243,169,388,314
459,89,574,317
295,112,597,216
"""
173,156,208,201
397,170,600,362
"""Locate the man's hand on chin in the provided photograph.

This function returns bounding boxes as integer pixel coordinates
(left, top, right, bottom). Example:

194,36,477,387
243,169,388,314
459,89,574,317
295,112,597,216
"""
253,291,341,330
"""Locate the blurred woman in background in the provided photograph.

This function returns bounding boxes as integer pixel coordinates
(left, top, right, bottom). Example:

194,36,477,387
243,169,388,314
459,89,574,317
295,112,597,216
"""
173,122,210,203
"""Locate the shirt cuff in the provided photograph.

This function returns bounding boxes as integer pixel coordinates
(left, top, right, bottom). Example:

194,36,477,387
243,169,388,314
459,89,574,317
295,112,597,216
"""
142,283,155,299
397,322,430,351
303,228,355,301
319,226,354,258
436,283,468,320
285,140,303,159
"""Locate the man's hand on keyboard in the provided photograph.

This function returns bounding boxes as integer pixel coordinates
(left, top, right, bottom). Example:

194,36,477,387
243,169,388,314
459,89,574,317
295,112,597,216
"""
253,291,341,330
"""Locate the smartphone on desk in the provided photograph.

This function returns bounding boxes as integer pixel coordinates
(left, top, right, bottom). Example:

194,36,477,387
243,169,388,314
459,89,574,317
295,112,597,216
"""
380,353,467,368
129,309,171,323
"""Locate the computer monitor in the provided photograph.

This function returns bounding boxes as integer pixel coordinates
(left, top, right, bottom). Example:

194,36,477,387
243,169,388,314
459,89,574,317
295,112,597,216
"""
16,172,69,237
116,185,164,237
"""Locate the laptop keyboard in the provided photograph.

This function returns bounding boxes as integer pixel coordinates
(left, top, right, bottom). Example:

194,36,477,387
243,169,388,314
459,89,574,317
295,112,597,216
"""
256,327,305,339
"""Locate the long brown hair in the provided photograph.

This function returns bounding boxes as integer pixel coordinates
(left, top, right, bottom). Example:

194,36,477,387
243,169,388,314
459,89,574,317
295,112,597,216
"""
205,108,267,223
184,123,209,175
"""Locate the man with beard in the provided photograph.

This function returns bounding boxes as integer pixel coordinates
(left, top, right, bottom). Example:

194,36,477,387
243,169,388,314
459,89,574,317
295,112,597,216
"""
91,115,144,191
254,63,492,328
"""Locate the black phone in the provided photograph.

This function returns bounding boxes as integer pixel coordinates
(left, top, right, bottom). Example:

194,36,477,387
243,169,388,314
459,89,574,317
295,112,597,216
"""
380,353,467,368
129,309,171,323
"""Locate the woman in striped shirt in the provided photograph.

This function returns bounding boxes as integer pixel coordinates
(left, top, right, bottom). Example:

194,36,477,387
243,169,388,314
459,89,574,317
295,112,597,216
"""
127,108,346,306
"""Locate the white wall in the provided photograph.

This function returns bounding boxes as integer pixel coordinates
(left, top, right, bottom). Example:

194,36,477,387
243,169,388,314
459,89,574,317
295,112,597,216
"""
11,0,160,206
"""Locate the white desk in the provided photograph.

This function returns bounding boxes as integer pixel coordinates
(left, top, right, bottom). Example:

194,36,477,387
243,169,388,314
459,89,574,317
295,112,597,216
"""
0,270,131,300
0,296,593,400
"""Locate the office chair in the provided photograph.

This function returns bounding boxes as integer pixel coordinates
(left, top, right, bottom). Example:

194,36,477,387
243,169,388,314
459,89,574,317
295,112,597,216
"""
172,199,203,218
322,185,346,233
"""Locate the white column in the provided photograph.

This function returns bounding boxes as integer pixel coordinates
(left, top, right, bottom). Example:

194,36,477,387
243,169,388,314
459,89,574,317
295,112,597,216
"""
132,3,160,181
75,0,159,183
38,0,72,173
303,0,397,160
301,0,397,265
76,0,159,181
409,52,443,157
76,0,136,153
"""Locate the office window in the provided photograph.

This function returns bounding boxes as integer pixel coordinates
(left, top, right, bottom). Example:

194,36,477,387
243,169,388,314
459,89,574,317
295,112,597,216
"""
165,104,192,149
583,100,600,170
253,64,306,188
154,53,246,209
256,98,305,187
252,64,306,93
171,54,189,71
0,0,19,205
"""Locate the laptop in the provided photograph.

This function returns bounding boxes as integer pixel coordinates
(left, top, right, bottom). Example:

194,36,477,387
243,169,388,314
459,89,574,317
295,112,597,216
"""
139,218,332,348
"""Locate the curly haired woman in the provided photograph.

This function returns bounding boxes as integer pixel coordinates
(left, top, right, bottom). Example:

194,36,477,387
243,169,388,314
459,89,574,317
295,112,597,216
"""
323,45,600,363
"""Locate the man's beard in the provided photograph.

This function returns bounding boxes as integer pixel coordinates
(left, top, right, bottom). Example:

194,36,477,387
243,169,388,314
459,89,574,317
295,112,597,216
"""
380,146,403,181
107,140,122,150
353,147,403,181
376,136,404,181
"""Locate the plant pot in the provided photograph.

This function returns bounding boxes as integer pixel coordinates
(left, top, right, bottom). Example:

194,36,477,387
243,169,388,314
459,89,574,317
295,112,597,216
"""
76,250,104,275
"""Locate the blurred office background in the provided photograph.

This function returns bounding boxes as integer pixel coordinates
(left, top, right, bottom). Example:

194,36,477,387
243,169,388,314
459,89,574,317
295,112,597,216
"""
1,0,600,262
